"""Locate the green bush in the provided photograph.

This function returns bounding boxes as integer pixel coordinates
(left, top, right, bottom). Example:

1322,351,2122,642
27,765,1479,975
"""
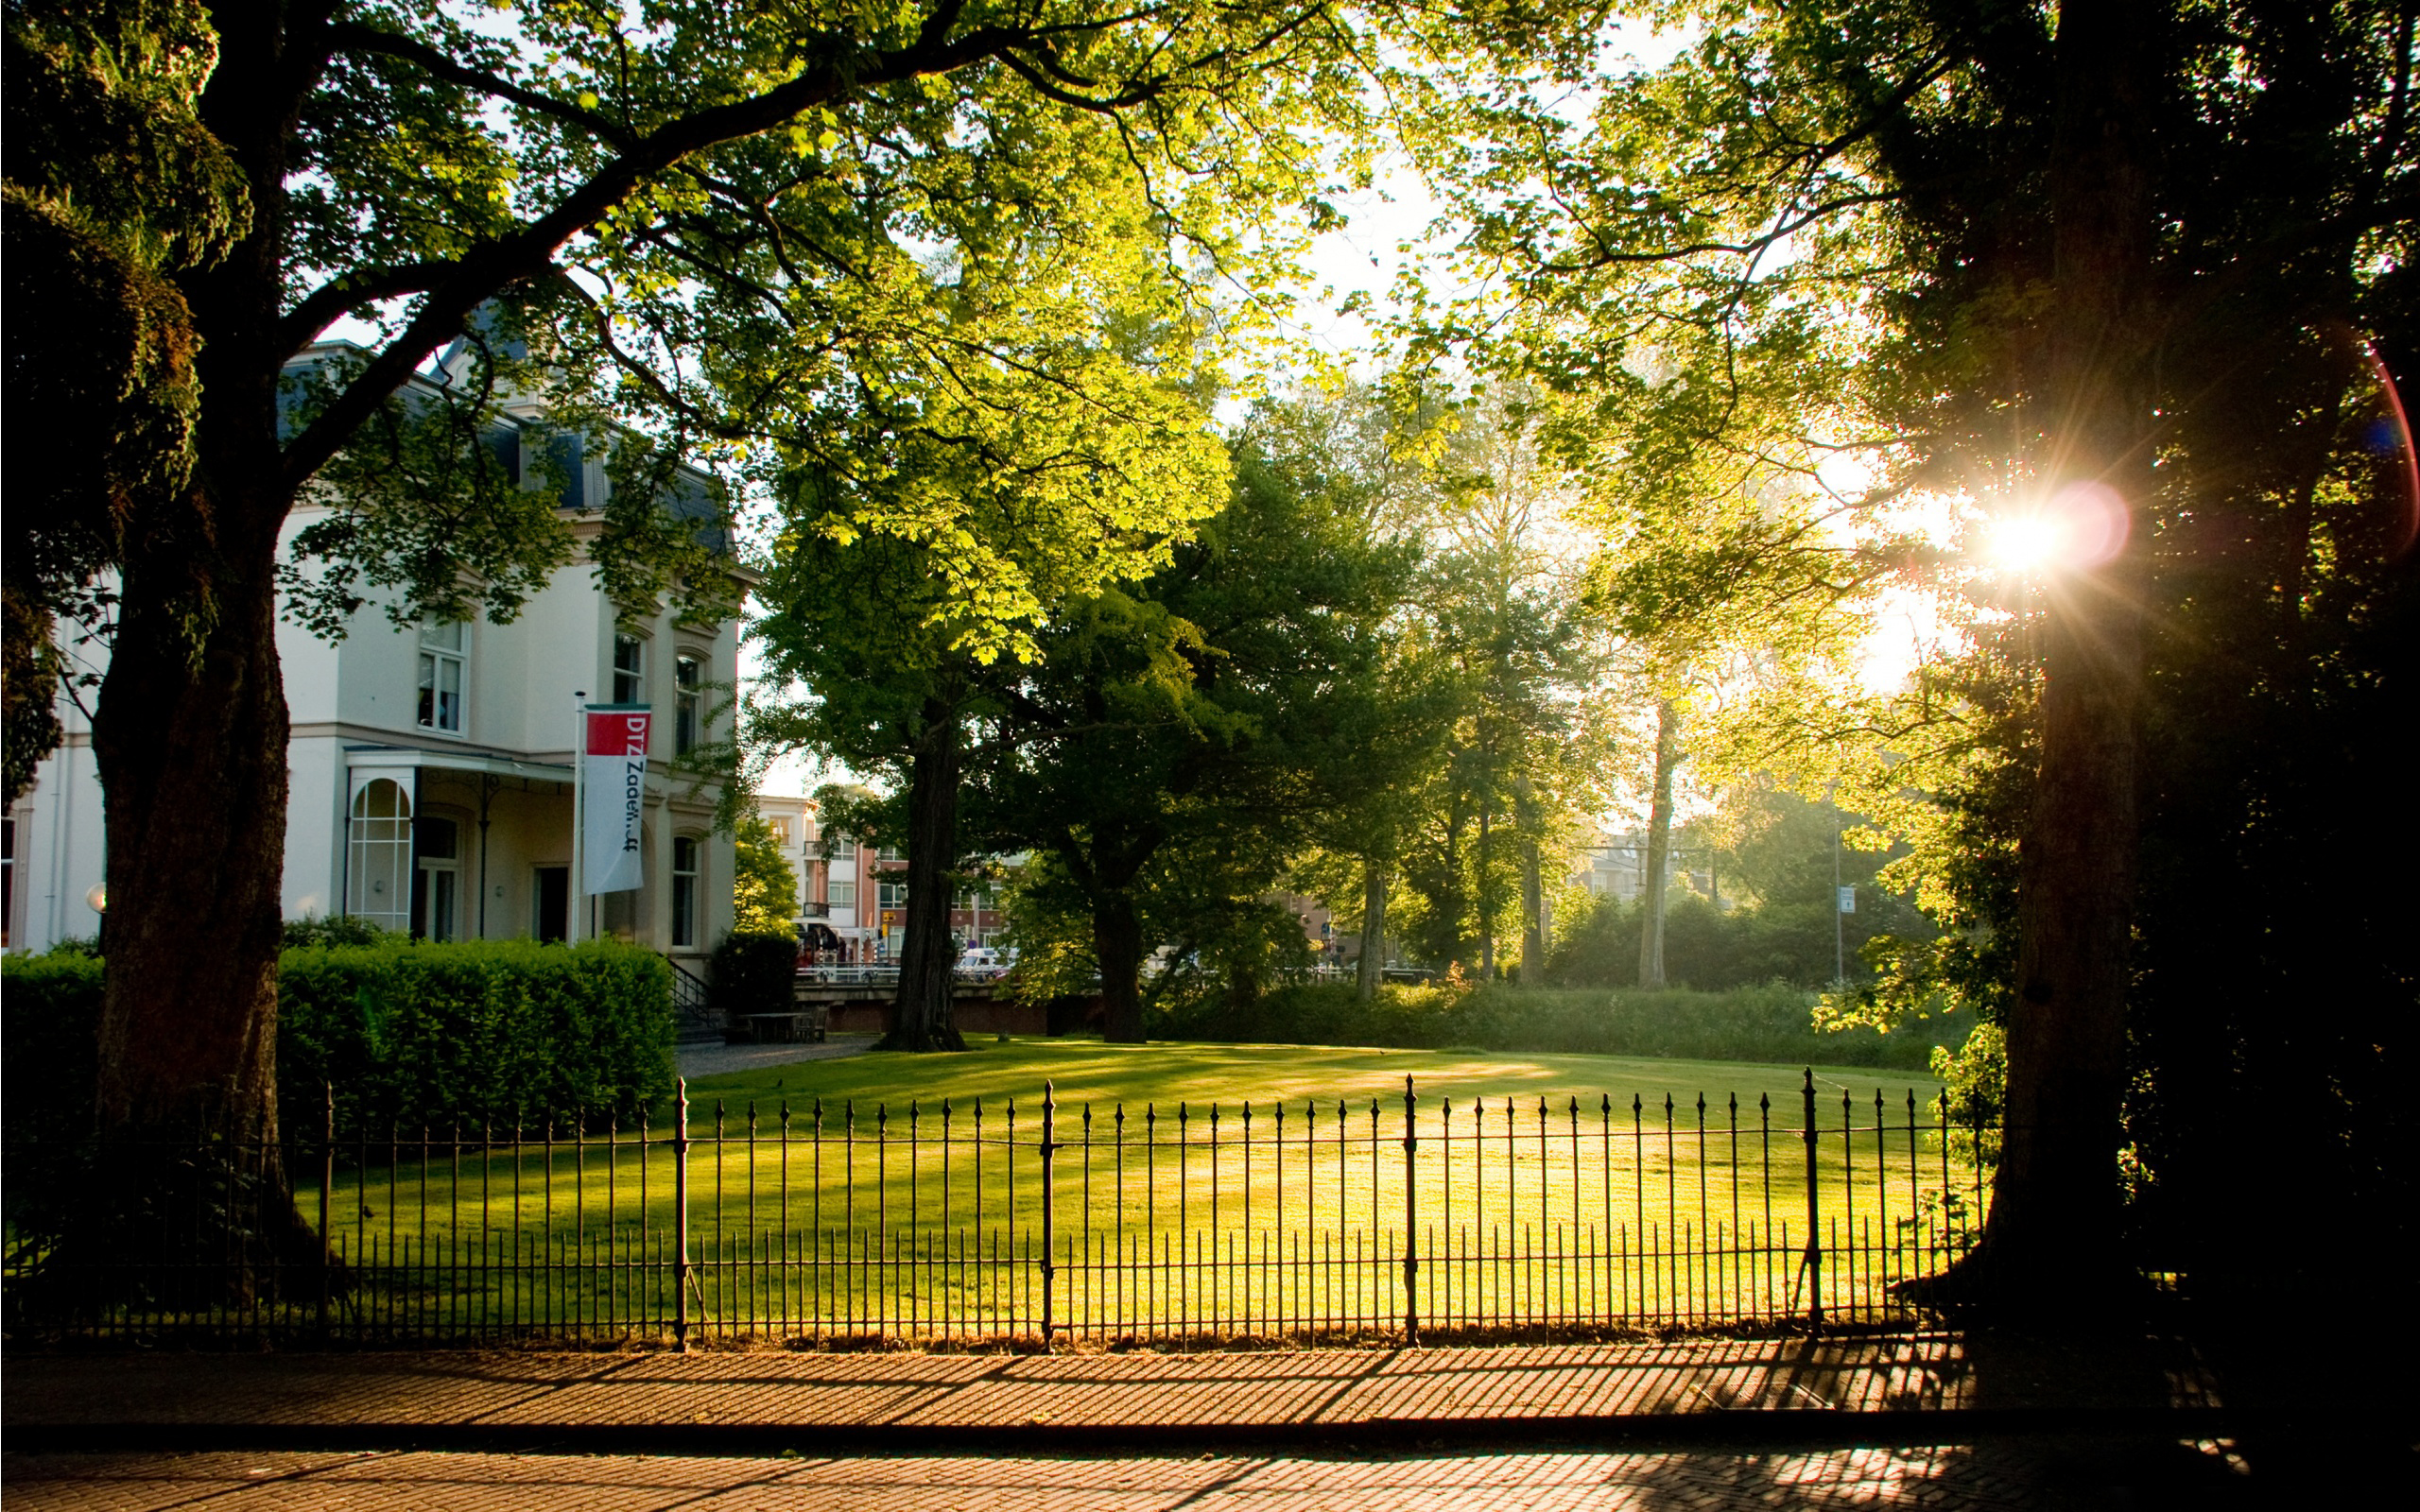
279,938,674,1136
281,913,395,948
1155,979,1964,1071
1,954,105,1227
712,929,799,1018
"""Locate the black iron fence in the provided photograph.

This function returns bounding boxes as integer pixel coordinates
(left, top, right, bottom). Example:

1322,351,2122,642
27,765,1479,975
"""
3,1072,1994,1345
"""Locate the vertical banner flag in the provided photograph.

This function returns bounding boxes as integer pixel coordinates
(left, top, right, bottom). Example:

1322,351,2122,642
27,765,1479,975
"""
582,704,649,894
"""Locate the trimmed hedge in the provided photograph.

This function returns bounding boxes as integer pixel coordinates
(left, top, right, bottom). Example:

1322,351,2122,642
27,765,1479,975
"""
2,939,675,1143
2,951,105,1144
282,939,674,1134
712,930,799,1018
1153,980,1964,1072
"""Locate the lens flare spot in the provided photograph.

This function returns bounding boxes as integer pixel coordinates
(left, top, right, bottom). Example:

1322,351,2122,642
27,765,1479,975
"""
1988,514,2062,570
1988,482,2131,574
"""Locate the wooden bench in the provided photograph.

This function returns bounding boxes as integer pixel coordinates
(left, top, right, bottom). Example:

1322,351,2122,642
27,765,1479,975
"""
745,1007,828,1044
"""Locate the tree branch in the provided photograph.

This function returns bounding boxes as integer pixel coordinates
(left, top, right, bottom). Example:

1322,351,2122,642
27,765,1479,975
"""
279,20,1042,490
275,261,455,358
325,21,637,149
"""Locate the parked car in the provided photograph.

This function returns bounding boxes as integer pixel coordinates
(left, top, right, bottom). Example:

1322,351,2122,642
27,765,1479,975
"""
956,946,1011,979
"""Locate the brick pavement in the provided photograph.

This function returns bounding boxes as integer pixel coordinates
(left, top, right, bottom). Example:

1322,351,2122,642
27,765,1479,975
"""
0,1440,2256,1511
0,1332,2223,1443
0,1335,2268,1508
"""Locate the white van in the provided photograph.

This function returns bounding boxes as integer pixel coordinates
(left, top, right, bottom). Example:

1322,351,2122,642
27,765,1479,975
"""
957,946,1008,979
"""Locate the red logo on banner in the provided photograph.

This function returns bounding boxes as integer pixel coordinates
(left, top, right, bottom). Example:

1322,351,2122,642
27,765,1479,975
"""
585,711,650,756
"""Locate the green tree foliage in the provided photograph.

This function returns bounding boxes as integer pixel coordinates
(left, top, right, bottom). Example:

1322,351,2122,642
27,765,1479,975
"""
1,0,249,802
988,413,1426,1039
1416,0,2419,1313
1545,790,1929,991
1385,397,1612,982
749,290,1229,1050
731,815,798,936
4,0,1567,1183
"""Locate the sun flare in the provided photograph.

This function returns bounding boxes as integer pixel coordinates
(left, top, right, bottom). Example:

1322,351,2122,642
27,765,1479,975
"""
1987,513,2063,570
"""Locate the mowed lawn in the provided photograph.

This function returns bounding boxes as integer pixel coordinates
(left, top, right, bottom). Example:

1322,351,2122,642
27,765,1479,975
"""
308,1038,1979,1332
323,1038,1969,1251
676,1035,1936,1125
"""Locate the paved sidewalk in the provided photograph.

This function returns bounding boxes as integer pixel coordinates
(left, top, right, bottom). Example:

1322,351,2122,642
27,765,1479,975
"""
0,1337,2280,1509
5,1439,2252,1511
3,1334,2224,1452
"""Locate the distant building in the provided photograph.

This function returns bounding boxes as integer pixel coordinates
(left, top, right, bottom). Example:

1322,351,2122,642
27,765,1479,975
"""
9,341,743,967
1574,833,1649,902
785,824,1012,963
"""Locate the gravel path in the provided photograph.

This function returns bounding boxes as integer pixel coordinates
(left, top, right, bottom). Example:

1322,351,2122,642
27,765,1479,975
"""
676,1033,880,1080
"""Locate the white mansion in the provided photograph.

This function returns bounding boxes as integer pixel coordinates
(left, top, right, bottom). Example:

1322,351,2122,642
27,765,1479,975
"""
6,343,741,969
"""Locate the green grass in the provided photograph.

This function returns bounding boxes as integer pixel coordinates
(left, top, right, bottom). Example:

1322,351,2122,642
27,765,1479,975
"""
676,1035,1940,1117
301,1038,1982,1336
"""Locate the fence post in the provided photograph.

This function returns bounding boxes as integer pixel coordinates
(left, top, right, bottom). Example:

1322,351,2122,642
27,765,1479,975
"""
675,1077,692,1352
1801,1068,1823,1327
319,1082,334,1341
1039,1081,1058,1343
1402,1075,1419,1344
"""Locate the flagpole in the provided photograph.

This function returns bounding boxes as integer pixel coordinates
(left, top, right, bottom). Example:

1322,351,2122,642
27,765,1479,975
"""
570,690,586,945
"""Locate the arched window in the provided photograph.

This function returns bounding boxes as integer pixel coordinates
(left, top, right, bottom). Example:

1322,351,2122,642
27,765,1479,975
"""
673,653,702,754
670,834,701,949
347,779,413,934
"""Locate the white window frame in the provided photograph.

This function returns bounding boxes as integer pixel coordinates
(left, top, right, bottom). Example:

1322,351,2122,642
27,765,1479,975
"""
412,814,462,942
670,833,700,949
827,878,856,910
673,652,703,754
346,778,413,934
417,618,467,735
613,632,647,706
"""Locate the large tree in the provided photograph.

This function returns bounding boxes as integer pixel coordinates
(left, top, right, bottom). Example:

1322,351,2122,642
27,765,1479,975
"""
1418,0,2418,1312
3,0,1481,1252
986,418,1423,1039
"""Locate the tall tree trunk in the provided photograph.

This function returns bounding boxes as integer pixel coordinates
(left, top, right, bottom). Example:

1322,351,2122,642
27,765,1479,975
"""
1514,776,1544,976
1637,698,1680,989
886,698,966,1052
1095,891,1146,1043
1355,857,1387,1002
1962,0,2157,1314
1478,805,1495,978
60,1,335,1297
1441,795,1466,972
1520,836,1545,979
87,469,326,1290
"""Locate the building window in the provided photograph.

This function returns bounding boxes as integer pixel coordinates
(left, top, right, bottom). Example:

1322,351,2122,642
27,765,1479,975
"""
417,619,466,733
613,632,645,705
877,879,909,910
670,834,700,949
346,779,413,933
768,817,789,845
674,654,702,754
827,879,856,910
410,816,459,942
877,844,906,862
